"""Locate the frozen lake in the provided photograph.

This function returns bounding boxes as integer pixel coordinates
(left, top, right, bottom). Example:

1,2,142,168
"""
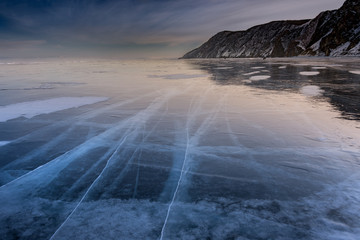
0,58,360,240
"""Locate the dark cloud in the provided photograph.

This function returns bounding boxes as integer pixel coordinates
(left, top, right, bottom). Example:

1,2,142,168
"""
0,0,345,58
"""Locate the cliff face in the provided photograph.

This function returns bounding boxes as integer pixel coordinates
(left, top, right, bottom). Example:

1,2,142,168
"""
182,0,360,58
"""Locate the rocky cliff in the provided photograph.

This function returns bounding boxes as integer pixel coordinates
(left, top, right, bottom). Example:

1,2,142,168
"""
182,0,360,58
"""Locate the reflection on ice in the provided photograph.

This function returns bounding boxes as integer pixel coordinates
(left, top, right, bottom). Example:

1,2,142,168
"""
0,58,359,240
186,58,360,120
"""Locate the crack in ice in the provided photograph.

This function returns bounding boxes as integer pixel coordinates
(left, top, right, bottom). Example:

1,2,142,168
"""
159,94,197,240
159,125,190,240
49,134,130,240
160,91,226,239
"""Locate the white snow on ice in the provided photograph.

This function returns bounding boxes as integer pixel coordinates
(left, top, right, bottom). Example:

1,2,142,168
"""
214,67,234,70
300,85,324,97
243,71,260,76
0,97,109,122
0,141,10,147
312,66,327,69
251,66,266,69
249,75,270,81
279,66,287,69
349,71,360,75
300,71,320,76
148,74,207,79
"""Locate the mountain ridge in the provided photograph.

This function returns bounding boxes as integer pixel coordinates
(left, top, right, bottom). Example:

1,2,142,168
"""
182,0,360,58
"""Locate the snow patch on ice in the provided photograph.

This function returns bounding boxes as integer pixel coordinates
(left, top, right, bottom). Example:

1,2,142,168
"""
300,85,324,97
251,66,266,69
249,75,270,81
300,71,320,76
279,66,287,69
148,74,207,79
0,97,109,122
213,67,234,70
349,70,360,75
312,66,326,70
243,71,260,76
0,141,11,147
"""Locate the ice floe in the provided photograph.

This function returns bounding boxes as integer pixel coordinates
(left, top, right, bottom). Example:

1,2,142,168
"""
0,97,108,122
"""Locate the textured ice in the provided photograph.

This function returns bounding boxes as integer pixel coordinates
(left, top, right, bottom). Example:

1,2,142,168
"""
300,71,320,76
39,174,360,240
0,58,360,240
312,66,327,69
0,97,108,122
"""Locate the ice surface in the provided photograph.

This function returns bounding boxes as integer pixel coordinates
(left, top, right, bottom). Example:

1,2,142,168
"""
251,66,266,69
0,58,360,240
300,71,320,76
0,97,108,122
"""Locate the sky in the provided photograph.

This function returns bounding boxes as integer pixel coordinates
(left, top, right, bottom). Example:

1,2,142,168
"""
0,0,345,58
